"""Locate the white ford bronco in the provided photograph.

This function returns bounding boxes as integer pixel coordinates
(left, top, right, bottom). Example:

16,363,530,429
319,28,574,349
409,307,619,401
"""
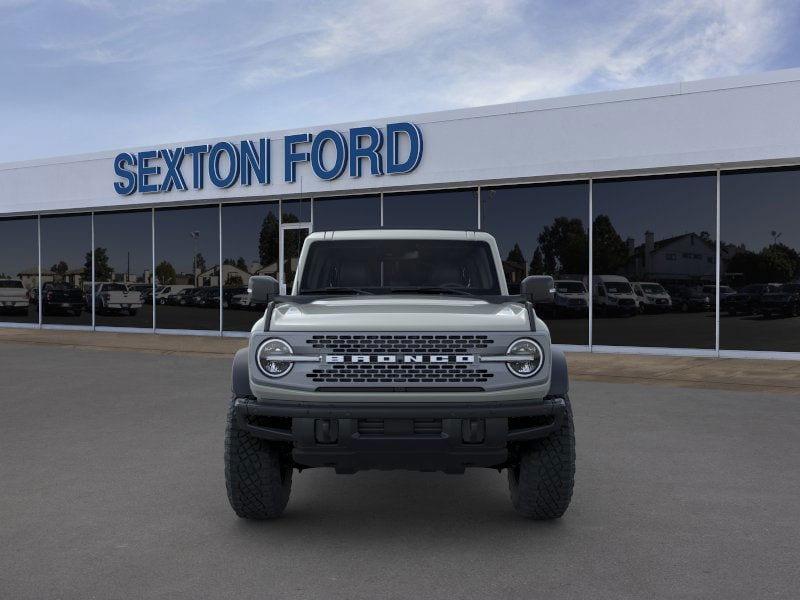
226,230,575,519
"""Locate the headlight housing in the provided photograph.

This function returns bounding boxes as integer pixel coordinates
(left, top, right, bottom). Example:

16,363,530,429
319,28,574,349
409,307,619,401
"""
506,338,544,378
256,338,294,378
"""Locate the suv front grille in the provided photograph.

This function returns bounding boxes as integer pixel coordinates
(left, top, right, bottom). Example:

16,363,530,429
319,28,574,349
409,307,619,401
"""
306,334,493,354
307,363,493,384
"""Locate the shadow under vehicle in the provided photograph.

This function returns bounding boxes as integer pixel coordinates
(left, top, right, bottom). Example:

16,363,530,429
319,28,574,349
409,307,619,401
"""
757,283,800,318
591,275,638,316
552,280,588,317
667,286,711,313
722,283,781,316
42,282,84,316
0,279,31,315
631,281,672,313
226,230,574,521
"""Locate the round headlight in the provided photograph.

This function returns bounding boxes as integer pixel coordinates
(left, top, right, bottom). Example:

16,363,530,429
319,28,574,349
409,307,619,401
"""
256,338,294,378
506,338,544,378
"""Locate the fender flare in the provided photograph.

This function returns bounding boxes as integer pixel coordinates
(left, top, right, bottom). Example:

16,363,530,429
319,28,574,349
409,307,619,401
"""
231,347,253,398
547,347,569,397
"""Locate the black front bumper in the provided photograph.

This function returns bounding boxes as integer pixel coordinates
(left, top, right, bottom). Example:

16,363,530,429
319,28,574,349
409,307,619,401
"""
234,397,566,473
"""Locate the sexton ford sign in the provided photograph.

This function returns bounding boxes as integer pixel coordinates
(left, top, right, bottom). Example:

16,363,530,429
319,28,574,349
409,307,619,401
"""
112,122,423,196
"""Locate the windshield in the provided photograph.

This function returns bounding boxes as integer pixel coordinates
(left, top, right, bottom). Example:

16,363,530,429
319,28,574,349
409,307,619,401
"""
605,282,632,294
299,239,502,295
0,280,23,288
556,282,585,294
640,283,665,294
99,283,127,291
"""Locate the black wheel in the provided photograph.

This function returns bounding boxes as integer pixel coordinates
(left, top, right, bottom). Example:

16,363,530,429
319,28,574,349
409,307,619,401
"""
508,396,576,519
225,397,292,519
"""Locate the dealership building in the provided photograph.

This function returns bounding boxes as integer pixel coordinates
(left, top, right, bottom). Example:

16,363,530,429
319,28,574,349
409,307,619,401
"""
1,69,799,358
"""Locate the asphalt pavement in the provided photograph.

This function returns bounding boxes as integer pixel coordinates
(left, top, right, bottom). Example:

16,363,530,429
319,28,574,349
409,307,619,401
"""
0,343,798,599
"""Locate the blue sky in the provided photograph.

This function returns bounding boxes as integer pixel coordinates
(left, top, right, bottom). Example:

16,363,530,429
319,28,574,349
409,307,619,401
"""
1,0,798,163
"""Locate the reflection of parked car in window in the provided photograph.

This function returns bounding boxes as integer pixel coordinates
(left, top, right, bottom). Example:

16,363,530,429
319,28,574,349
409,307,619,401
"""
229,291,251,310
125,283,154,305
88,282,143,315
552,280,588,316
222,286,247,309
156,285,194,305
168,287,197,306
42,282,84,315
0,279,30,315
702,285,736,303
722,283,781,316
758,283,800,318
631,282,672,313
592,275,638,316
668,286,711,312
188,287,220,308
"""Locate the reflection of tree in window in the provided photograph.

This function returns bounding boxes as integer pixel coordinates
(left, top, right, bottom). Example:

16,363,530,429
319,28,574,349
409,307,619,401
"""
537,217,588,276
592,215,628,273
84,247,113,282
51,261,68,278
726,243,800,285
156,261,176,284
258,213,279,269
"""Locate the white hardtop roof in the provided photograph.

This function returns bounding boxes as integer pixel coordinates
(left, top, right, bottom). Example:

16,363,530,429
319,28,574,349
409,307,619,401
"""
307,230,497,242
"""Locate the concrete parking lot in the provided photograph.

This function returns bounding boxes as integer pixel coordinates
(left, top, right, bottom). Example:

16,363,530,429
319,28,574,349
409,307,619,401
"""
1,342,799,599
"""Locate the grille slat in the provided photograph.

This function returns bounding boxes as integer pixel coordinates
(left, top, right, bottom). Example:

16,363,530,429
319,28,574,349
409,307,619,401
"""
306,334,494,385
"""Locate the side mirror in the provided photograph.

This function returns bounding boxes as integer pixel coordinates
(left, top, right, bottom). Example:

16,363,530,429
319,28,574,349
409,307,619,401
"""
520,275,555,304
248,275,280,305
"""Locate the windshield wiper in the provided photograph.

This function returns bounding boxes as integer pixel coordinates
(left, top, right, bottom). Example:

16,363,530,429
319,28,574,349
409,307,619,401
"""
300,287,374,295
387,286,477,297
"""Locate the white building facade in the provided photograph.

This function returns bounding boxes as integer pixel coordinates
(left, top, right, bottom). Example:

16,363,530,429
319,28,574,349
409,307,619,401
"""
1,69,800,358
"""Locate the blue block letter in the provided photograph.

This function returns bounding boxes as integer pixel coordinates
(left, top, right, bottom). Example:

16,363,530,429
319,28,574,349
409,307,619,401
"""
137,150,160,194
113,152,137,195
240,139,270,186
284,133,311,183
311,130,347,181
386,122,423,175
209,142,240,188
349,126,384,177
184,144,210,189
159,147,187,192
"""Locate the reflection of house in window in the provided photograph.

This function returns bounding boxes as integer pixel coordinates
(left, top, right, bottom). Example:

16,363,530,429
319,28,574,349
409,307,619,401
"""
627,231,715,284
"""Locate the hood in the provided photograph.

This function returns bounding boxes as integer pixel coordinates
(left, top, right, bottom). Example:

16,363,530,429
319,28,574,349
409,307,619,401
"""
269,295,530,331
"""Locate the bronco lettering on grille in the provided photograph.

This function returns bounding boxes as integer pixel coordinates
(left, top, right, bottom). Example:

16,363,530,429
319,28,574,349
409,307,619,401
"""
325,354,475,364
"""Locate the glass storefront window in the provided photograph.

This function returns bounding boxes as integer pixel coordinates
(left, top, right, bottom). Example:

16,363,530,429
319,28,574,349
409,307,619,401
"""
221,201,279,332
721,167,800,352
0,217,38,324
481,182,589,346
154,205,220,331
92,210,153,329
281,198,311,224
313,195,380,231
40,213,92,326
592,173,717,349
383,189,478,230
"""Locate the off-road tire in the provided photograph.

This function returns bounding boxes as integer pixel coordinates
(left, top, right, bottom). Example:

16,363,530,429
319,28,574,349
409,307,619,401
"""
225,397,292,519
508,396,575,519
